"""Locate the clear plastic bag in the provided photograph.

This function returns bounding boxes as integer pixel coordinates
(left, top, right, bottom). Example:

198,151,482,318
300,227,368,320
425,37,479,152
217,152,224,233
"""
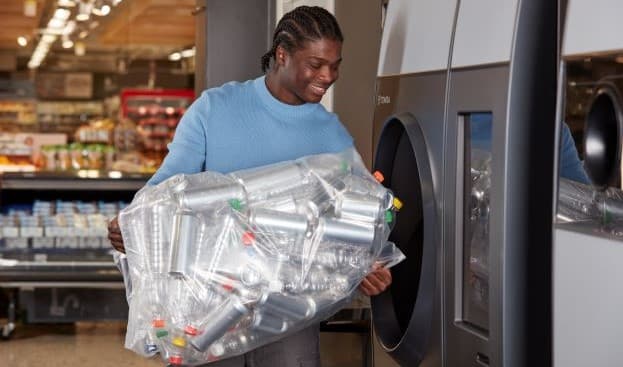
557,177,623,235
117,148,405,365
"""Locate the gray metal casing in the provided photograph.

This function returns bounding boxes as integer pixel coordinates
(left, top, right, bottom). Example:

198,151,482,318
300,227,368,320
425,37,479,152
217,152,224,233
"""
371,1,559,366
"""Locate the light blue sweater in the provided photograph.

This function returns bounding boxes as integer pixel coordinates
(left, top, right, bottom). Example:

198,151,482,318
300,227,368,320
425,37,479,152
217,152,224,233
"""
148,76,353,185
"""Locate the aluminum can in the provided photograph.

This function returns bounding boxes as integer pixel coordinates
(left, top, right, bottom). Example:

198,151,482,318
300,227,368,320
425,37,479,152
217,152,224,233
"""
177,184,245,211
320,217,376,245
334,192,384,223
169,210,201,276
190,299,249,352
250,209,309,236
258,292,314,320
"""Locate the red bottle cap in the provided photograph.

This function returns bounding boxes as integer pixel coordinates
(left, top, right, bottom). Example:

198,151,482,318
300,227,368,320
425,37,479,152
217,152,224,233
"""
169,355,183,365
373,171,385,183
184,325,198,336
152,319,165,328
242,231,255,245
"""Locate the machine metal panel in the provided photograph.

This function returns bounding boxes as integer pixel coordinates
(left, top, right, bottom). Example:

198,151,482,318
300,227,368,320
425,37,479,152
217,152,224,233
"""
563,0,623,56
444,2,559,366
371,72,446,367
444,65,510,367
554,225,623,367
451,0,519,68
377,0,458,76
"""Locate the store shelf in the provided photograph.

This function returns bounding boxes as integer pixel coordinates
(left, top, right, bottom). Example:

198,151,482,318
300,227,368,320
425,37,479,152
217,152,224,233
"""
0,261,121,283
0,171,150,191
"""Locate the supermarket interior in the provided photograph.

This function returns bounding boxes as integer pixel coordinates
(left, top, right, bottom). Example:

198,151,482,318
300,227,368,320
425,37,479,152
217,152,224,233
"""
0,1,380,366
1,1,623,367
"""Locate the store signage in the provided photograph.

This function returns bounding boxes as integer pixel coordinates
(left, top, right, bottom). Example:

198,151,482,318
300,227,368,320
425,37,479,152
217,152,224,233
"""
36,72,93,99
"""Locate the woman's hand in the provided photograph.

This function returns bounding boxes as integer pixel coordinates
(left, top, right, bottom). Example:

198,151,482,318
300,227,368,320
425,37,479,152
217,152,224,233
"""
108,216,125,253
358,266,392,296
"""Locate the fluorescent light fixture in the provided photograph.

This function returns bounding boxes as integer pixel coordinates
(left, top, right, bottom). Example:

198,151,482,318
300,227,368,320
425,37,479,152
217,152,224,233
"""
41,34,57,43
77,2,91,21
58,0,76,7
74,41,86,56
17,36,28,47
53,8,71,20
180,48,195,58
93,4,111,16
62,39,74,48
168,52,182,61
112,0,123,6
63,20,76,35
24,0,37,17
48,17,66,29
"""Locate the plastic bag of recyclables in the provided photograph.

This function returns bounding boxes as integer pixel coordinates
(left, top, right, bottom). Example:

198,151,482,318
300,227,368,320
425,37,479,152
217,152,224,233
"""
117,148,405,366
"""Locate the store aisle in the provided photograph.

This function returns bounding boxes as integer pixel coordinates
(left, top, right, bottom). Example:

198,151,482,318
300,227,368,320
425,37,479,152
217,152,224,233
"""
0,321,161,367
0,321,366,367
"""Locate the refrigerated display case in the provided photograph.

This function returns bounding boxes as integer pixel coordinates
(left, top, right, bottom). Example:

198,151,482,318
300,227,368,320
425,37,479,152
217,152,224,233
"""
0,170,149,338
120,89,194,163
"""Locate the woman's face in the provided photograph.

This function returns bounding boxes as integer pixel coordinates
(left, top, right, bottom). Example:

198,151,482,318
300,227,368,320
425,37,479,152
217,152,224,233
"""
275,38,342,105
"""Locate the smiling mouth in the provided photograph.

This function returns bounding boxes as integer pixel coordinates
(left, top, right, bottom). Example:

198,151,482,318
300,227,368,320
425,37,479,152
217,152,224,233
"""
310,85,327,95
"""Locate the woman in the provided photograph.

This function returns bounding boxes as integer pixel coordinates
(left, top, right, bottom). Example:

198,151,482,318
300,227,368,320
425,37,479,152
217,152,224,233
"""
109,6,391,366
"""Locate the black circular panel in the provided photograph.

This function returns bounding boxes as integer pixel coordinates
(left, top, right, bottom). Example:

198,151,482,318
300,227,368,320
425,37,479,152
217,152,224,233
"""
371,113,438,366
584,84,623,189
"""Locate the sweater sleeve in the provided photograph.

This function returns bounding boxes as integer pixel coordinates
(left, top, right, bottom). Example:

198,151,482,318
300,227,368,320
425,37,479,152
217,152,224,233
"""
147,94,208,185
559,122,590,184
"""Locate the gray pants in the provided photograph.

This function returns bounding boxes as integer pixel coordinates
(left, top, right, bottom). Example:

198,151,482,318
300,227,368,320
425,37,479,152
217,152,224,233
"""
200,325,320,367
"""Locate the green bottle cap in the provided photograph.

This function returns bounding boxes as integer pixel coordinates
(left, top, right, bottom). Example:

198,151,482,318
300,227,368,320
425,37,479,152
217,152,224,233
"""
229,199,243,211
340,161,349,173
385,210,393,223
155,329,168,338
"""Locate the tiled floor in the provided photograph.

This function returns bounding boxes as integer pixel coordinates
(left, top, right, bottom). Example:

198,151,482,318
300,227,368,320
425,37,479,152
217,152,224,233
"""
0,321,367,367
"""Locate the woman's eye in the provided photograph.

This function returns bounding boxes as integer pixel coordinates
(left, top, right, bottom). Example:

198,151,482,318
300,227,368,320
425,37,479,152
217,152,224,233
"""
309,63,321,69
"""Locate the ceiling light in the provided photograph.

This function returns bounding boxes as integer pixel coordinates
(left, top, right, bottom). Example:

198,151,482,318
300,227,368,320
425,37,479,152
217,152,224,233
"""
93,4,111,16
62,20,76,35
112,0,123,6
74,41,86,56
180,48,195,58
57,0,76,7
24,0,37,17
168,52,182,61
62,38,74,49
53,8,71,21
17,36,28,47
41,34,57,43
48,17,66,29
78,30,89,39
77,2,92,21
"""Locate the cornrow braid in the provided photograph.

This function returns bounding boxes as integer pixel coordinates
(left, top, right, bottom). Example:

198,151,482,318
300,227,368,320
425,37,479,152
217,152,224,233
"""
261,6,343,72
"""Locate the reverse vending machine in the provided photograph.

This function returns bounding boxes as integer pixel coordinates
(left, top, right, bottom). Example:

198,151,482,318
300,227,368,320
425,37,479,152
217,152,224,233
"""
554,1,623,366
370,1,559,366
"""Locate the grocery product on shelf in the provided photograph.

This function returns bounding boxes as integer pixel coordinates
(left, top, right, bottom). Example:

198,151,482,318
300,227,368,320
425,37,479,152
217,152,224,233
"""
0,200,127,255
121,89,194,164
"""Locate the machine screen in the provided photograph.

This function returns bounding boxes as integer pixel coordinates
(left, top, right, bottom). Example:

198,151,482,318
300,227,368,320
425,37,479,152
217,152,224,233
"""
462,112,492,333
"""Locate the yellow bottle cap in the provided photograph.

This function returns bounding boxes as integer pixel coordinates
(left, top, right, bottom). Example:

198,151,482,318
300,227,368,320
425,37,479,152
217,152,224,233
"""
172,337,186,348
393,197,403,210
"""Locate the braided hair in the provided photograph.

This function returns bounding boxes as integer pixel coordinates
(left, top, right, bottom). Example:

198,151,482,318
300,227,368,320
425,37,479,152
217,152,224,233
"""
261,6,343,72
